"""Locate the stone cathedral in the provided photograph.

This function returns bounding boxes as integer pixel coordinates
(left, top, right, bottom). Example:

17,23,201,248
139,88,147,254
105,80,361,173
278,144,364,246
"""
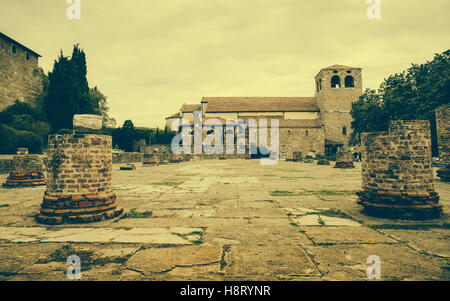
166,65,363,158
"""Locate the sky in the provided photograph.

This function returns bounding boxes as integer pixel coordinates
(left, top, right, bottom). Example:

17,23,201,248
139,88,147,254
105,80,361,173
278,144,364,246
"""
1,0,449,128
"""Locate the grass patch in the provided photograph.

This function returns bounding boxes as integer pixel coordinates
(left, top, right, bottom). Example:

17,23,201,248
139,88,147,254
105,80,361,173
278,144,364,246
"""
173,231,205,245
38,245,130,270
270,190,296,196
120,208,153,219
150,181,184,186
192,239,204,245
0,204,10,208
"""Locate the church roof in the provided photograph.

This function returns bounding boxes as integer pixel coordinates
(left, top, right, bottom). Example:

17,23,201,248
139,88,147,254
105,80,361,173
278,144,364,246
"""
165,112,181,119
322,64,361,70
202,97,319,112
181,104,201,112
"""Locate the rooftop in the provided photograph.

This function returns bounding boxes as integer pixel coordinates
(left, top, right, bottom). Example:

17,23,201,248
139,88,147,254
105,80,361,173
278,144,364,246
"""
0,32,41,57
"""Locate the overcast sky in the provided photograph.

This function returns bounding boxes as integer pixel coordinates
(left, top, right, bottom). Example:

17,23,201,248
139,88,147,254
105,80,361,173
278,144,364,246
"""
1,0,449,128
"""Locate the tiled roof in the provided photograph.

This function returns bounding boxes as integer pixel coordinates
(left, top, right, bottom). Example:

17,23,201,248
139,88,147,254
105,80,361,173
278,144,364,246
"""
202,97,319,112
165,112,181,119
322,64,361,70
181,104,201,112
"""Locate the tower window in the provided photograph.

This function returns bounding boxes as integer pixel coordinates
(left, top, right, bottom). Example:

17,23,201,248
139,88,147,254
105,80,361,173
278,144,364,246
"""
305,130,309,137
26,53,30,61
345,76,354,88
11,45,17,54
331,76,341,88
343,127,347,136
319,79,322,90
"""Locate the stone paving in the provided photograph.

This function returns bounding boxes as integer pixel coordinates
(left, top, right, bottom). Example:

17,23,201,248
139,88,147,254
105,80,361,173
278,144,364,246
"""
0,159,449,281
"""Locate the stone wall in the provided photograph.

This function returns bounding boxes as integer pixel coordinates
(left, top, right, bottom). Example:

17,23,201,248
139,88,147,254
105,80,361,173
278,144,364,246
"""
112,152,144,164
435,105,449,164
357,120,442,219
0,35,44,111
279,127,325,159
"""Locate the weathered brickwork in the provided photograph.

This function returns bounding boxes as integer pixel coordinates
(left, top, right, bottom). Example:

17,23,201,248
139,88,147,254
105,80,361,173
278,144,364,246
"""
435,105,450,181
356,120,443,219
2,154,45,187
0,33,44,111
279,127,325,159
36,126,123,224
335,149,355,169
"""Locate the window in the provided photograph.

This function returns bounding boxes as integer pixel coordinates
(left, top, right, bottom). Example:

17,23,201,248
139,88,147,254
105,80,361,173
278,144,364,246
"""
319,78,322,90
206,129,215,135
345,76,354,88
343,127,347,136
331,75,341,88
26,53,30,61
225,129,234,135
305,130,309,137
11,45,16,54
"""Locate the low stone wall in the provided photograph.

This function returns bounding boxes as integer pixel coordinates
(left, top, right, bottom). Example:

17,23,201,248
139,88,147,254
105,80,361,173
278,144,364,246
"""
112,152,144,164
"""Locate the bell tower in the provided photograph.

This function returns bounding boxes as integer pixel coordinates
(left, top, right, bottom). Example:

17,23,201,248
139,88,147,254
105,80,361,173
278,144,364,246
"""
315,65,362,152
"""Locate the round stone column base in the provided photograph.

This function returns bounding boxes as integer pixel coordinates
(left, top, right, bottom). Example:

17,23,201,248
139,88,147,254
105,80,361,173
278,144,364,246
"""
35,192,123,225
356,189,443,220
437,167,450,182
334,161,355,169
3,173,46,188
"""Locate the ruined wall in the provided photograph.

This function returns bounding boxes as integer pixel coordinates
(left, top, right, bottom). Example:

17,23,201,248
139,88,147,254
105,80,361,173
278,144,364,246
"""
3,154,45,187
45,134,113,195
0,36,43,110
361,121,434,192
112,152,144,164
435,105,449,165
37,130,122,224
357,120,442,218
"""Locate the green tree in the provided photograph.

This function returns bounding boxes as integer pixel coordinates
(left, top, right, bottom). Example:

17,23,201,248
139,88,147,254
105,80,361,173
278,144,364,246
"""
89,87,110,124
44,45,97,132
350,50,450,156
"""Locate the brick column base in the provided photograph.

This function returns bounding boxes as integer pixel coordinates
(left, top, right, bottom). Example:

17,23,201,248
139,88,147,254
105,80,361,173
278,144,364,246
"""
35,192,123,225
3,173,46,188
356,189,443,220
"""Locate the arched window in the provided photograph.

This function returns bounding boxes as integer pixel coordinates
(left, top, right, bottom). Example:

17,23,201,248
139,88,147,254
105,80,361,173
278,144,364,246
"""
225,129,234,135
331,76,341,88
319,79,322,90
345,76,354,88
